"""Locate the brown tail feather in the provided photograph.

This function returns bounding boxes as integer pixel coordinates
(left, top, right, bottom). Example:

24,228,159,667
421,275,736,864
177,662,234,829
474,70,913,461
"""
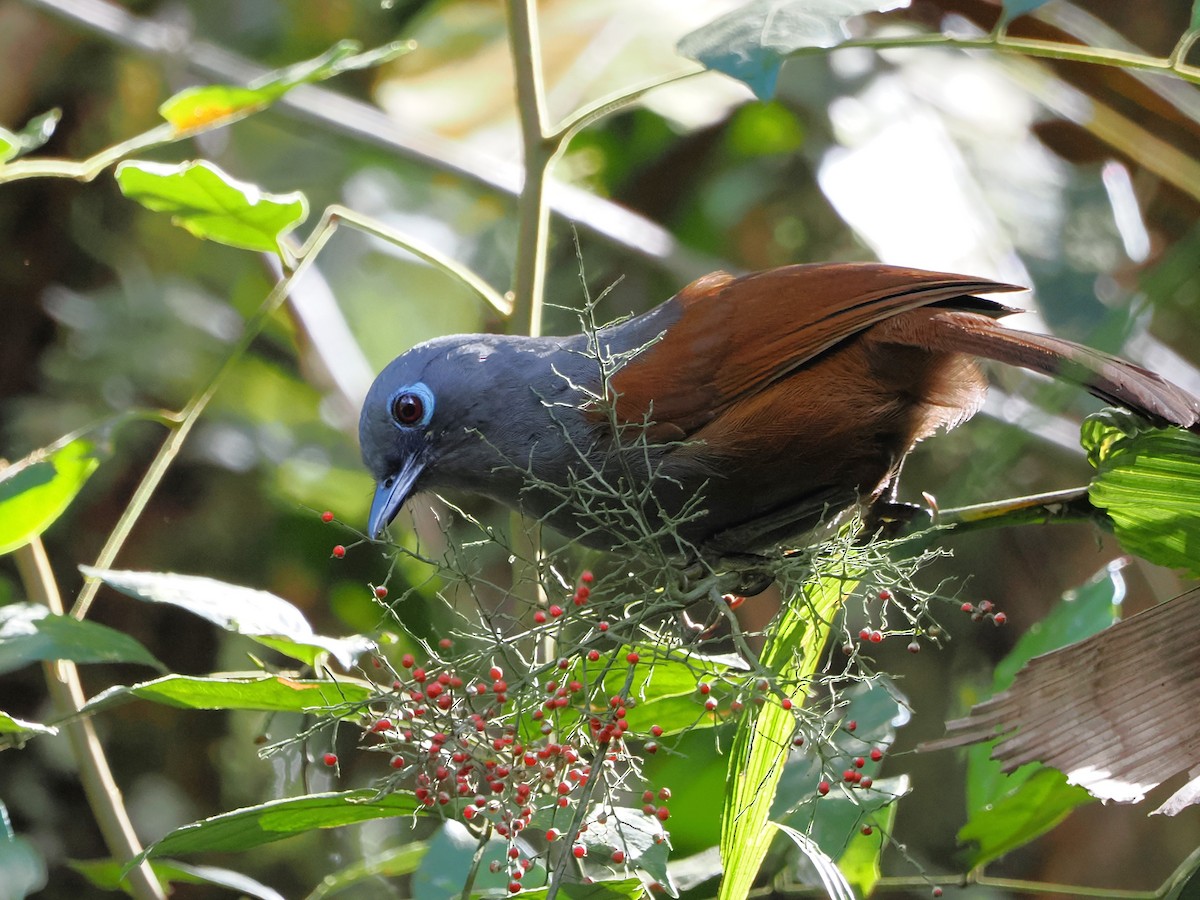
878,309,1200,432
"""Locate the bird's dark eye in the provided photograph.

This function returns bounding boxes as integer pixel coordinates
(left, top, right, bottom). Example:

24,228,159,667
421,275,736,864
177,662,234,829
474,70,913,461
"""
391,391,425,426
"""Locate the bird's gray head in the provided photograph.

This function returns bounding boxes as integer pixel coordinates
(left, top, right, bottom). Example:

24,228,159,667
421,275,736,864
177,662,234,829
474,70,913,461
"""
359,332,593,539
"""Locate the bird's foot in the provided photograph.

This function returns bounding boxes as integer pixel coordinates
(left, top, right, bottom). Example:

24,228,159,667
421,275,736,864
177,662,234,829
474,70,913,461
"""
859,501,928,540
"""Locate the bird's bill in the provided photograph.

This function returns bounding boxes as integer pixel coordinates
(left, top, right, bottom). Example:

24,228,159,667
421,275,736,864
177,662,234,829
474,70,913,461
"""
367,456,425,539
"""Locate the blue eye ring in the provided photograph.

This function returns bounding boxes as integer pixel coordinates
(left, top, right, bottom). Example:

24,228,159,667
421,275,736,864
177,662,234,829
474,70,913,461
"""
388,382,435,429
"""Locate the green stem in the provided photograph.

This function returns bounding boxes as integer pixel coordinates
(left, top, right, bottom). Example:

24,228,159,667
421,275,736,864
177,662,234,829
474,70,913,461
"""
15,539,165,900
505,0,555,338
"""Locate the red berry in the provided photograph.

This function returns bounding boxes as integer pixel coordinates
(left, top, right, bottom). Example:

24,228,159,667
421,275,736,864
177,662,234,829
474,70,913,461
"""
781,698,793,710
587,649,600,661
374,585,388,599
655,806,669,821
390,755,405,769
650,724,663,737
961,602,974,613
581,570,594,584
645,741,659,754
400,653,415,668
546,828,560,841
993,611,1007,626
658,787,671,800
870,748,883,761
725,594,745,610
508,881,521,893
331,545,346,558
371,718,392,733
534,611,546,623
859,628,871,640
320,511,334,523
869,630,883,643
490,666,504,680
792,736,804,748
573,845,586,858
878,589,892,601
704,698,718,711
818,780,830,796
323,752,338,767
626,652,640,664
575,586,590,602
907,641,921,653
933,889,943,898
698,683,711,695
846,720,857,732
549,605,563,618
612,849,625,863
979,600,994,613
598,621,609,631
861,825,873,835
860,776,873,789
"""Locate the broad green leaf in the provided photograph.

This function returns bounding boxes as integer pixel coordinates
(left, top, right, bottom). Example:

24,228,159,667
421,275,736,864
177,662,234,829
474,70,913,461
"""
142,791,418,858
159,40,412,130
958,766,1089,865
1000,0,1053,25
0,802,46,900
81,673,374,716
678,0,908,99
80,567,374,668
0,108,60,164
1082,411,1200,575
71,858,284,900
0,603,163,675
114,160,308,254
1163,845,1200,900
0,711,56,738
0,437,102,555
959,565,1120,865
307,842,429,900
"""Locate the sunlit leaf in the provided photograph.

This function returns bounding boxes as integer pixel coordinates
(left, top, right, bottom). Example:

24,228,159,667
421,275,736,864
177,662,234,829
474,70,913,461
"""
576,806,673,892
159,40,413,130
80,567,375,668
720,574,851,900
0,802,46,900
81,673,374,716
1082,411,1200,575
141,791,418,858
837,781,901,895
0,437,103,555
114,160,308,254
0,108,61,164
0,711,56,738
0,603,163,676
678,0,909,99
958,566,1120,865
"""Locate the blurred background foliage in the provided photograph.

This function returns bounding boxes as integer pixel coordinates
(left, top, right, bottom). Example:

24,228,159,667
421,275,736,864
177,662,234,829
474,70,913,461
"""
1,0,1199,896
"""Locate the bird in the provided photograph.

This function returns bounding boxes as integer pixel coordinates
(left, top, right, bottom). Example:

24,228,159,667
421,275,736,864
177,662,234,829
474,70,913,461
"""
358,263,1200,558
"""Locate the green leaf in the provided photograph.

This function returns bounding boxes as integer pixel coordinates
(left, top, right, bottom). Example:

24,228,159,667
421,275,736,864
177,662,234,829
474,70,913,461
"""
159,40,413,130
0,603,164,675
1163,845,1200,900
114,160,308,254
678,0,907,99
1081,411,1200,575
0,711,57,738
80,567,374,668
1193,0,1200,31
81,673,374,716
0,437,103,555
413,823,545,900
1000,0,1053,25
959,566,1121,865
0,802,47,900
142,791,418,859
0,108,61,164
307,842,429,900
576,806,673,892
772,823,853,900
71,858,284,900
959,766,1090,866
837,780,901,895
